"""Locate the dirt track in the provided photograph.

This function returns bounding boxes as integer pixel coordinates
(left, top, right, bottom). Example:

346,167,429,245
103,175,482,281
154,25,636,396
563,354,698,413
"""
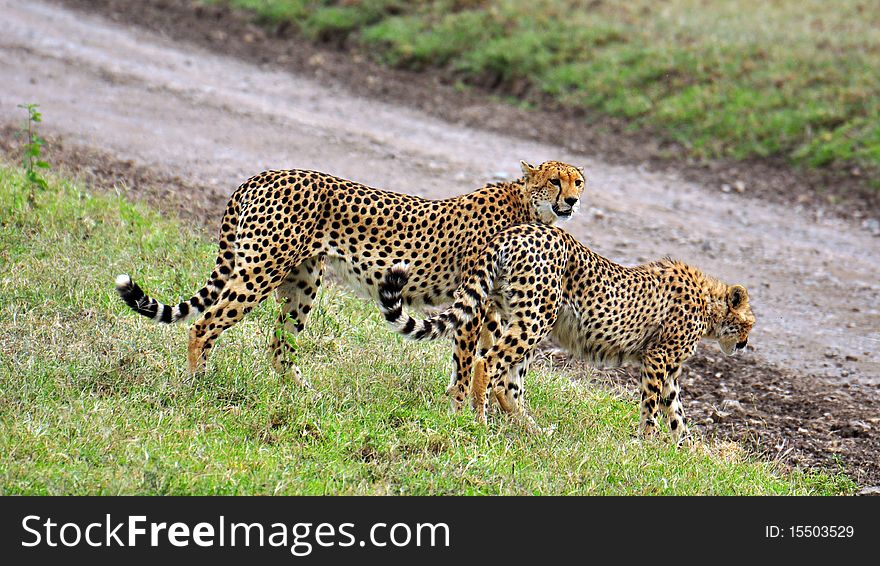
1,0,878,484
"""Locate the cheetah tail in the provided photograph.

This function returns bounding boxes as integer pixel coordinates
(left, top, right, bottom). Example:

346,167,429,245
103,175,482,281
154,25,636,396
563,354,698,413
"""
378,261,492,342
115,274,214,324
115,194,241,324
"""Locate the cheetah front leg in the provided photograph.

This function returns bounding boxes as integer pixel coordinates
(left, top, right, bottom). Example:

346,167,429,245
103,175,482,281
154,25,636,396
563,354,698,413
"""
270,256,324,389
660,364,689,445
638,349,667,439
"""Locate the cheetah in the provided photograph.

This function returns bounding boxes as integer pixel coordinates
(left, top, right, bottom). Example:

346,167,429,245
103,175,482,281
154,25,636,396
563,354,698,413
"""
379,223,755,441
116,161,586,395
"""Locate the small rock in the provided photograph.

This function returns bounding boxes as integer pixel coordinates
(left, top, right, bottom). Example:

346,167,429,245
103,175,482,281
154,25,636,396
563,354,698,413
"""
797,427,810,434
720,399,746,414
720,183,731,193
858,486,880,496
733,180,746,193
862,218,880,236
588,207,605,220
835,420,871,438
710,409,731,423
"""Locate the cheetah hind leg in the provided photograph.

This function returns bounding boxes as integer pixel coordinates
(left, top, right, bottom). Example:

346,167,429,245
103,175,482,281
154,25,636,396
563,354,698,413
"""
478,303,503,417
510,353,554,436
269,257,324,390
445,308,484,413
471,358,491,425
486,356,551,436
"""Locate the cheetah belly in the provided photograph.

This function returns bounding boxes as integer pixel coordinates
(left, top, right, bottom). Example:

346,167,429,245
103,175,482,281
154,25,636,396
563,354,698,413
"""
325,256,380,301
550,305,641,369
324,256,441,312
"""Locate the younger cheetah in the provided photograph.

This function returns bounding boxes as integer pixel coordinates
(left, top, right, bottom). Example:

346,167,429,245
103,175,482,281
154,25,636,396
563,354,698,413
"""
116,161,586,396
379,223,755,441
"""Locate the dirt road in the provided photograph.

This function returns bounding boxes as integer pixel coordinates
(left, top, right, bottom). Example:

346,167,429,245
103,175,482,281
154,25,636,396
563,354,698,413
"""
1,1,878,480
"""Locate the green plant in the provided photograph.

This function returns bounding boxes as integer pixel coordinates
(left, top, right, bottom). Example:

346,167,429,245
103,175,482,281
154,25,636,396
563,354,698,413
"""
17,103,49,204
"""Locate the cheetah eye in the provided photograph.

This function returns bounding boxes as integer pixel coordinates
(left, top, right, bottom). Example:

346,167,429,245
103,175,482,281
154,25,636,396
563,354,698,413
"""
549,178,561,187
574,179,583,187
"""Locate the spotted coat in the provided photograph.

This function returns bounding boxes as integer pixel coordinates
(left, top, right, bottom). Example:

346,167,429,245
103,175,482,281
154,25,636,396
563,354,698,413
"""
116,161,586,397
379,223,755,440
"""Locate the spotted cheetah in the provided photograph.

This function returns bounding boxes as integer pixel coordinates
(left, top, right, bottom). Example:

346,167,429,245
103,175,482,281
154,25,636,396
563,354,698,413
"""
116,161,586,394
379,223,755,441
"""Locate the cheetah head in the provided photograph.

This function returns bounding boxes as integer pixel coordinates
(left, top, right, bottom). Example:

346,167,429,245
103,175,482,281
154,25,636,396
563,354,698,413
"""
715,284,756,356
521,160,586,224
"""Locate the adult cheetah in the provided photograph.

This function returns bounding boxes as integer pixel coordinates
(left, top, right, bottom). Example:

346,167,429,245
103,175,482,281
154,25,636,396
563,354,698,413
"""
116,161,586,397
379,223,755,441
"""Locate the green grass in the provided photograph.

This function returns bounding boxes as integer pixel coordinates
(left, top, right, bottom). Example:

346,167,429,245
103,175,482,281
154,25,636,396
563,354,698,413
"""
211,0,880,178
0,164,855,494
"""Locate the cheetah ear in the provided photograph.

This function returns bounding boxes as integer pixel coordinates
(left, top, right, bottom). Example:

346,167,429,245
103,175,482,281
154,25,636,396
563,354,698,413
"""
728,285,748,309
577,165,585,173
520,160,538,178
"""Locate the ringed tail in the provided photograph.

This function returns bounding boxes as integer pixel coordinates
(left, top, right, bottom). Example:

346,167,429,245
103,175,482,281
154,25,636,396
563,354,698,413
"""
115,274,213,323
378,258,497,341
115,193,241,324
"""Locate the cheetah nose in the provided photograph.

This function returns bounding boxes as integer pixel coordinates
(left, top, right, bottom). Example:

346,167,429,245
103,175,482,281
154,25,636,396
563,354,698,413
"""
736,339,748,350
564,197,578,207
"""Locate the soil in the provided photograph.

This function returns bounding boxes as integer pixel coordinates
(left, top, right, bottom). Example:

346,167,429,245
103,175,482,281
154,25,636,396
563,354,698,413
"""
550,346,880,489
0,125,224,228
2,0,878,488
52,0,880,221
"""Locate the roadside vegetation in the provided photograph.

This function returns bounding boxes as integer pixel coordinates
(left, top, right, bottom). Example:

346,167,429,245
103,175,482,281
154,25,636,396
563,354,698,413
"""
0,163,855,494
213,0,880,184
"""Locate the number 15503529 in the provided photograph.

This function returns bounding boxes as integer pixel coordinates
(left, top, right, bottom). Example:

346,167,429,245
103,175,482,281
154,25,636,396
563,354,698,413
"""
765,525,854,538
